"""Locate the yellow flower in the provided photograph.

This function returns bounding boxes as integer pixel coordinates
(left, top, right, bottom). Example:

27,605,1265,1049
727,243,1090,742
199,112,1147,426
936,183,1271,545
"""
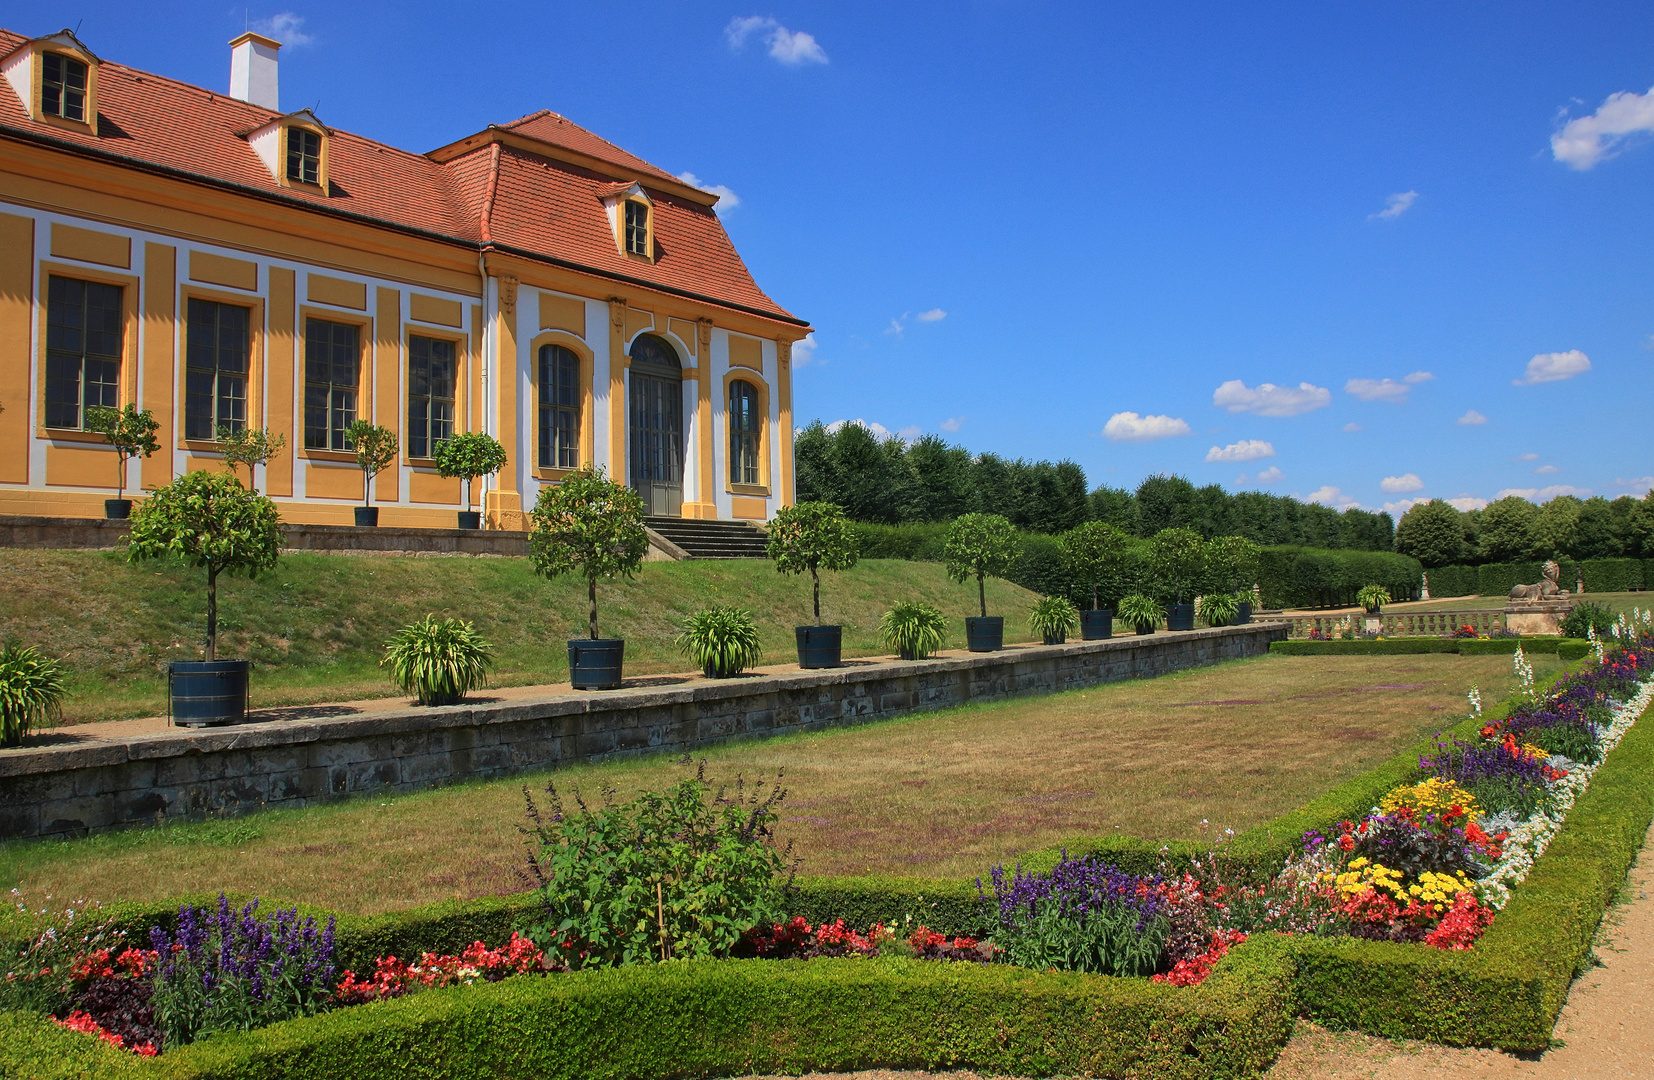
1379,777,1480,820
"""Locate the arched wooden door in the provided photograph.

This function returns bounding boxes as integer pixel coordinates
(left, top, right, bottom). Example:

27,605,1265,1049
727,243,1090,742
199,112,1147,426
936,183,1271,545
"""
627,334,683,516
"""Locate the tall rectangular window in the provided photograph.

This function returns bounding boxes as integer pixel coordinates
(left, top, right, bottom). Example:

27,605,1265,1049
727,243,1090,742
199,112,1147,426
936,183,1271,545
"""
286,127,321,185
44,275,121,429
184,298,250,441
624,200,649,256
728,379,761,485
303,319,359,450
537,344,580,469
41,53,87,121
407,335,455,458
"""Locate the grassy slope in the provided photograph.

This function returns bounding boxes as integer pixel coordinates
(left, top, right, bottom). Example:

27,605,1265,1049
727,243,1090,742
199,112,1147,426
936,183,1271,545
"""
0,652,1563,914
0,551,1035,723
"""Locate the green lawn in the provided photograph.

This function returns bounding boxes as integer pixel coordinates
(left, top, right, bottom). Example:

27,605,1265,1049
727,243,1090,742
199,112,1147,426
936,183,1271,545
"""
0,651,1564,916
0,551,1035,723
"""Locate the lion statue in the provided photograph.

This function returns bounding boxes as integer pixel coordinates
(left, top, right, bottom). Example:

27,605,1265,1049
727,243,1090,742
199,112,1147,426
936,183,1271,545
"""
1509,560,1569,602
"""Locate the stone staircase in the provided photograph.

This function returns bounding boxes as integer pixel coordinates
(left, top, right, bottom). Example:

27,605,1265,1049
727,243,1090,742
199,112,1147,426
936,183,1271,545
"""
645,517,769,559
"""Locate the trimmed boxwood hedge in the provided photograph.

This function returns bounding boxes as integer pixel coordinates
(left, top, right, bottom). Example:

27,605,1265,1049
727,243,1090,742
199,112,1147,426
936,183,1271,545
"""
1268,638,1586,657
0,941,1298,1080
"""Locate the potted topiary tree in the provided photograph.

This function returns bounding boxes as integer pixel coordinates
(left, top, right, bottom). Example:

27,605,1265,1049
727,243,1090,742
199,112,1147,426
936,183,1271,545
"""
432,432,508,530
217,424,286,491
945,512,1018,652
1204,536,1262,625
345,420,398,527
85,404,160,519
126,470,283,726
528,467,648,690
1150,527,1206,631
765,501,859,668
1059,520,1129,640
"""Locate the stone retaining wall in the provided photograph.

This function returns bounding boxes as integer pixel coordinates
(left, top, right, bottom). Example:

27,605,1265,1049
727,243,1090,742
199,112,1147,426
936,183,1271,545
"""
0,624,1284,841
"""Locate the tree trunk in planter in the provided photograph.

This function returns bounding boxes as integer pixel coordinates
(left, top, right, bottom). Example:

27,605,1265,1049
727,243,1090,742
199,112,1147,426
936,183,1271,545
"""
795,625,842,668
104,499,131,519
568,639,625,690
169,660,250,726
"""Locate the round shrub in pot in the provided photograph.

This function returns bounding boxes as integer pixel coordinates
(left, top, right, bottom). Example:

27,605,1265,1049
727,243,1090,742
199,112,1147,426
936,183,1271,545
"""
433,432,508,531
765,501,859,669
1116,592,1161,636
1030,595,1080,645
126,470,283,726
528,467,648,691
85,403,160,519
677,605,764,678
345,420,398,528
1059,520,1129,640
1150,527,1205,632
880,601,948,660
945,513,1017,653
383,615,496,706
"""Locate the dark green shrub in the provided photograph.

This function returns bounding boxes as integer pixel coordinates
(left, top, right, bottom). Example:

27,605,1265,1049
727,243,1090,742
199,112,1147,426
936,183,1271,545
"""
1562,602,1615,639
517,767,792,968
1426,564,1480,598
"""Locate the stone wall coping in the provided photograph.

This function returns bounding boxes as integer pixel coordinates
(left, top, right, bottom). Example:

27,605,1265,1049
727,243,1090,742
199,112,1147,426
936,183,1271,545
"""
0,625,1275,782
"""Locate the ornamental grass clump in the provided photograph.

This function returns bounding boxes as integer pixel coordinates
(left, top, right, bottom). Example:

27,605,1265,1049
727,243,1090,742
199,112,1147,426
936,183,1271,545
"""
517,763,794,969
1029,595,1079,644
677,605,763,677
382,615,496,706
1196,591,1239,627
1115,592,1161,634
0,643,67,748
879,601,948,659
148,895,336,1048
983,853,1169,977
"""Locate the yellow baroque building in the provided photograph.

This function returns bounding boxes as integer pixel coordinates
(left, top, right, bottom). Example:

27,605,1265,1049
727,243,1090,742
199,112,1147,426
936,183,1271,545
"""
0,27,810,528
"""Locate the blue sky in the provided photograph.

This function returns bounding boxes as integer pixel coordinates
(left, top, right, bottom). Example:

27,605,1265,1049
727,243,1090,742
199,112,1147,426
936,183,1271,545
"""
12,1,1653,513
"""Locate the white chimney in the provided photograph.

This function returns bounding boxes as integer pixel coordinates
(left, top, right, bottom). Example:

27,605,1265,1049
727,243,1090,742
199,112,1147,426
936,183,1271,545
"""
228,32,280,110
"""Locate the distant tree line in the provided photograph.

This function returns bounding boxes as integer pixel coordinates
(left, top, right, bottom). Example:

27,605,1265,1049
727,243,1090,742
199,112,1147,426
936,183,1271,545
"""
793,421,1397,551
1394,493,1654,568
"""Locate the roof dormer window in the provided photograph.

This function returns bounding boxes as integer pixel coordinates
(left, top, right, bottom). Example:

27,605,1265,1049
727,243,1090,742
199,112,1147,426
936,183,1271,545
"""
624,199,650,256
41,52,87,120
286,126,321,185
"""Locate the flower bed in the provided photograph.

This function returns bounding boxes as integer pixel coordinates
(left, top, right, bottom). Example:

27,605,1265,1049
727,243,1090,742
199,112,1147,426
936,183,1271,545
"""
5,634,1653,1073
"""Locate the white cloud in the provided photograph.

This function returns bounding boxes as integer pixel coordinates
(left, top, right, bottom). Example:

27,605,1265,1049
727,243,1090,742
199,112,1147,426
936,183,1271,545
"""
1255,466,1284,483
1303,485,1363,510
1496,485,1593,501
1534,464,1561,475
1383,499,1421,516
915,309,946,322
1212,380,1332,417
252,12,314,46
883,317,905,338
724,16,828,64
1403,371,1434,384
675,172,740,214
824,418,919,441
1616,476,1654,494
792,333,819,367
1343,422,1362,432
1516,452,1539,461
1552,86,1654,170
1380,473,1425,494
1457,410,1487,426
1515,350,1591,385
1204,439,1276,463
1103,411,1193,443
939,416,964,433
1446,496,1489,511
1346,377,1416,403
1369,191,1419,221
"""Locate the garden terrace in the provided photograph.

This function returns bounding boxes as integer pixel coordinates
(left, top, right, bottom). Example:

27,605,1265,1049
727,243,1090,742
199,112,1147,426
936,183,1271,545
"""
0,550,1036,723
2,649,1559,912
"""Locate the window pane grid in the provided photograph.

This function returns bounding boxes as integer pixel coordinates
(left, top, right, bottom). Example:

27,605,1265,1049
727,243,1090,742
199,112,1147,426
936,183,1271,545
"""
45,275,122,429
407,336,456,458
287,128,321,185
42,54,87,121
537,344,581,469
303,319,359,450
185,298,250,441
728,380,760,485
624,201,649,256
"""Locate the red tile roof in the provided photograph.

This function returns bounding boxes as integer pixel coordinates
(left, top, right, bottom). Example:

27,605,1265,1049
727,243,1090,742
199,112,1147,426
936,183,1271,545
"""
0,28,803,326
